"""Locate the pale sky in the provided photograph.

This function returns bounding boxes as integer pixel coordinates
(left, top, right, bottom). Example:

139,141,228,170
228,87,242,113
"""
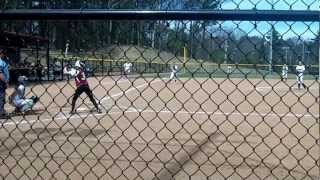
219,0,319,39
220,0,319,10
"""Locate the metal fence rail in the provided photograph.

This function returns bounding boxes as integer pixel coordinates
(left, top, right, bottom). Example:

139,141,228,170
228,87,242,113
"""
0,9,319,21
0,5,319,180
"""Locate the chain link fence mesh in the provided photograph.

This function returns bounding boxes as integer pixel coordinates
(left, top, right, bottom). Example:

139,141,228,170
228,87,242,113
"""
0,1,319,180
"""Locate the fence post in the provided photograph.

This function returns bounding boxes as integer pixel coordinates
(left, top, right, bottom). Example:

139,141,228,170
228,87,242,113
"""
61,58,64,80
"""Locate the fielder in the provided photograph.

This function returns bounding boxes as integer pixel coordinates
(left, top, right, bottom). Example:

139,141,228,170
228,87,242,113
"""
64,60,101,114
9,76,39,113
169,65,178,82
296,61,307,89
227,65,232,78
123,62,132,77
282,64,288,81
227,65,232,74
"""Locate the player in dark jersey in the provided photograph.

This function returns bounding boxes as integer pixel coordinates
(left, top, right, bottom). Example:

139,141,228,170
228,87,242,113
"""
64,60,101,114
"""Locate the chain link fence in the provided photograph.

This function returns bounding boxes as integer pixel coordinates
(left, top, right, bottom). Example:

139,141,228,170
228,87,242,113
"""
0,1,319,180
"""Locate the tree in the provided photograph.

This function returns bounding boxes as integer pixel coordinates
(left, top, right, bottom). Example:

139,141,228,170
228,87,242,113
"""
2,0,227,61
270,27,285,65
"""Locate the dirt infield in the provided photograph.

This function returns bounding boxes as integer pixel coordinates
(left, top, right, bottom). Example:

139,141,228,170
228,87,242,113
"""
0,76,319,180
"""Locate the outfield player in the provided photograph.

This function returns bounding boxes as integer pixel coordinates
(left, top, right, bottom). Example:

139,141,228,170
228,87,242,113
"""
227,65,232,78
64,60,101,114
282,64,288,81
169,64,178,82
123,62,132,77
296,61,307,89
9,76,39,113
227,65,232,74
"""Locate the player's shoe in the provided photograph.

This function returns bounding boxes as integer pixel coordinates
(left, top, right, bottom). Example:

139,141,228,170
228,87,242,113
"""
303,84,307,89
31,96,39,103
70,110,76,115
0,112,10,119
13,107,21,113
90,108,102,114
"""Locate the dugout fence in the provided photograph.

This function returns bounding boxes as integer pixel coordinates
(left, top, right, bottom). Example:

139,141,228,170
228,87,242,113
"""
0,6,319,180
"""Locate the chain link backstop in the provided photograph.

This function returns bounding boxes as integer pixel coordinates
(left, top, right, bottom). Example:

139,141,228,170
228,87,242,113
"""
0,1,319,180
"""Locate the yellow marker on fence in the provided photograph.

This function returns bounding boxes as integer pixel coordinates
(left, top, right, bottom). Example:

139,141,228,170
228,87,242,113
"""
184,46,187,74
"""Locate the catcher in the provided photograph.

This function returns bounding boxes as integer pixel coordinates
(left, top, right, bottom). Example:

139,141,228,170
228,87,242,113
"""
9,76,39,113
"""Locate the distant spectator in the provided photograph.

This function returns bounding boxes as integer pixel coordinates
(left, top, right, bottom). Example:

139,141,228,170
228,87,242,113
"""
53,60,62,80
36,63,43,81
30,63,36,78
66,62,72,80
282,64,288,81
0,49,10,117
123,62,132,78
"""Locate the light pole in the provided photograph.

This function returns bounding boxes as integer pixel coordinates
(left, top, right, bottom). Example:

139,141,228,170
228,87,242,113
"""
302,40,305,63
302,38,313,63
282,46,289,64
305,51,310,66
266,32,273,75
224,39,228,64
270,30,273,74
269,0,274,75
311,37,320,79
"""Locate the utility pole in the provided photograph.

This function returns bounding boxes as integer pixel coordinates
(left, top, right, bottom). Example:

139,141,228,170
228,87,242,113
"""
224,40,228,64
302,40,305,63
269,0,274,75
311,36,320,79
282,46,289,64
266,30,273,75
305,51,310,66
311,37,319,79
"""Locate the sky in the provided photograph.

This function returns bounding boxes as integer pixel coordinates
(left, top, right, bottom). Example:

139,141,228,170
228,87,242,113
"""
219,0,319,39
220,0,318,10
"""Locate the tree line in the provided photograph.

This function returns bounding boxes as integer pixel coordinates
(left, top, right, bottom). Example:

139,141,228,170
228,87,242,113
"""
0,0,318,66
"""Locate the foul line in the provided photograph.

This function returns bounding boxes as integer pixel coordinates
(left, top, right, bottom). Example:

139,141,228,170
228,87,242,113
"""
121,108,318,118
256,86,318,92
2,107,317,126
101,79,162,102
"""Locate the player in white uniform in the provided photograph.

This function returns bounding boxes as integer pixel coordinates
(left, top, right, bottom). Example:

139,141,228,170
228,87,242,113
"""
9,76,39,113
123,62,132,77
227,65,232,78
282,64,288,81
169,65,178,82
296,61,307,89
